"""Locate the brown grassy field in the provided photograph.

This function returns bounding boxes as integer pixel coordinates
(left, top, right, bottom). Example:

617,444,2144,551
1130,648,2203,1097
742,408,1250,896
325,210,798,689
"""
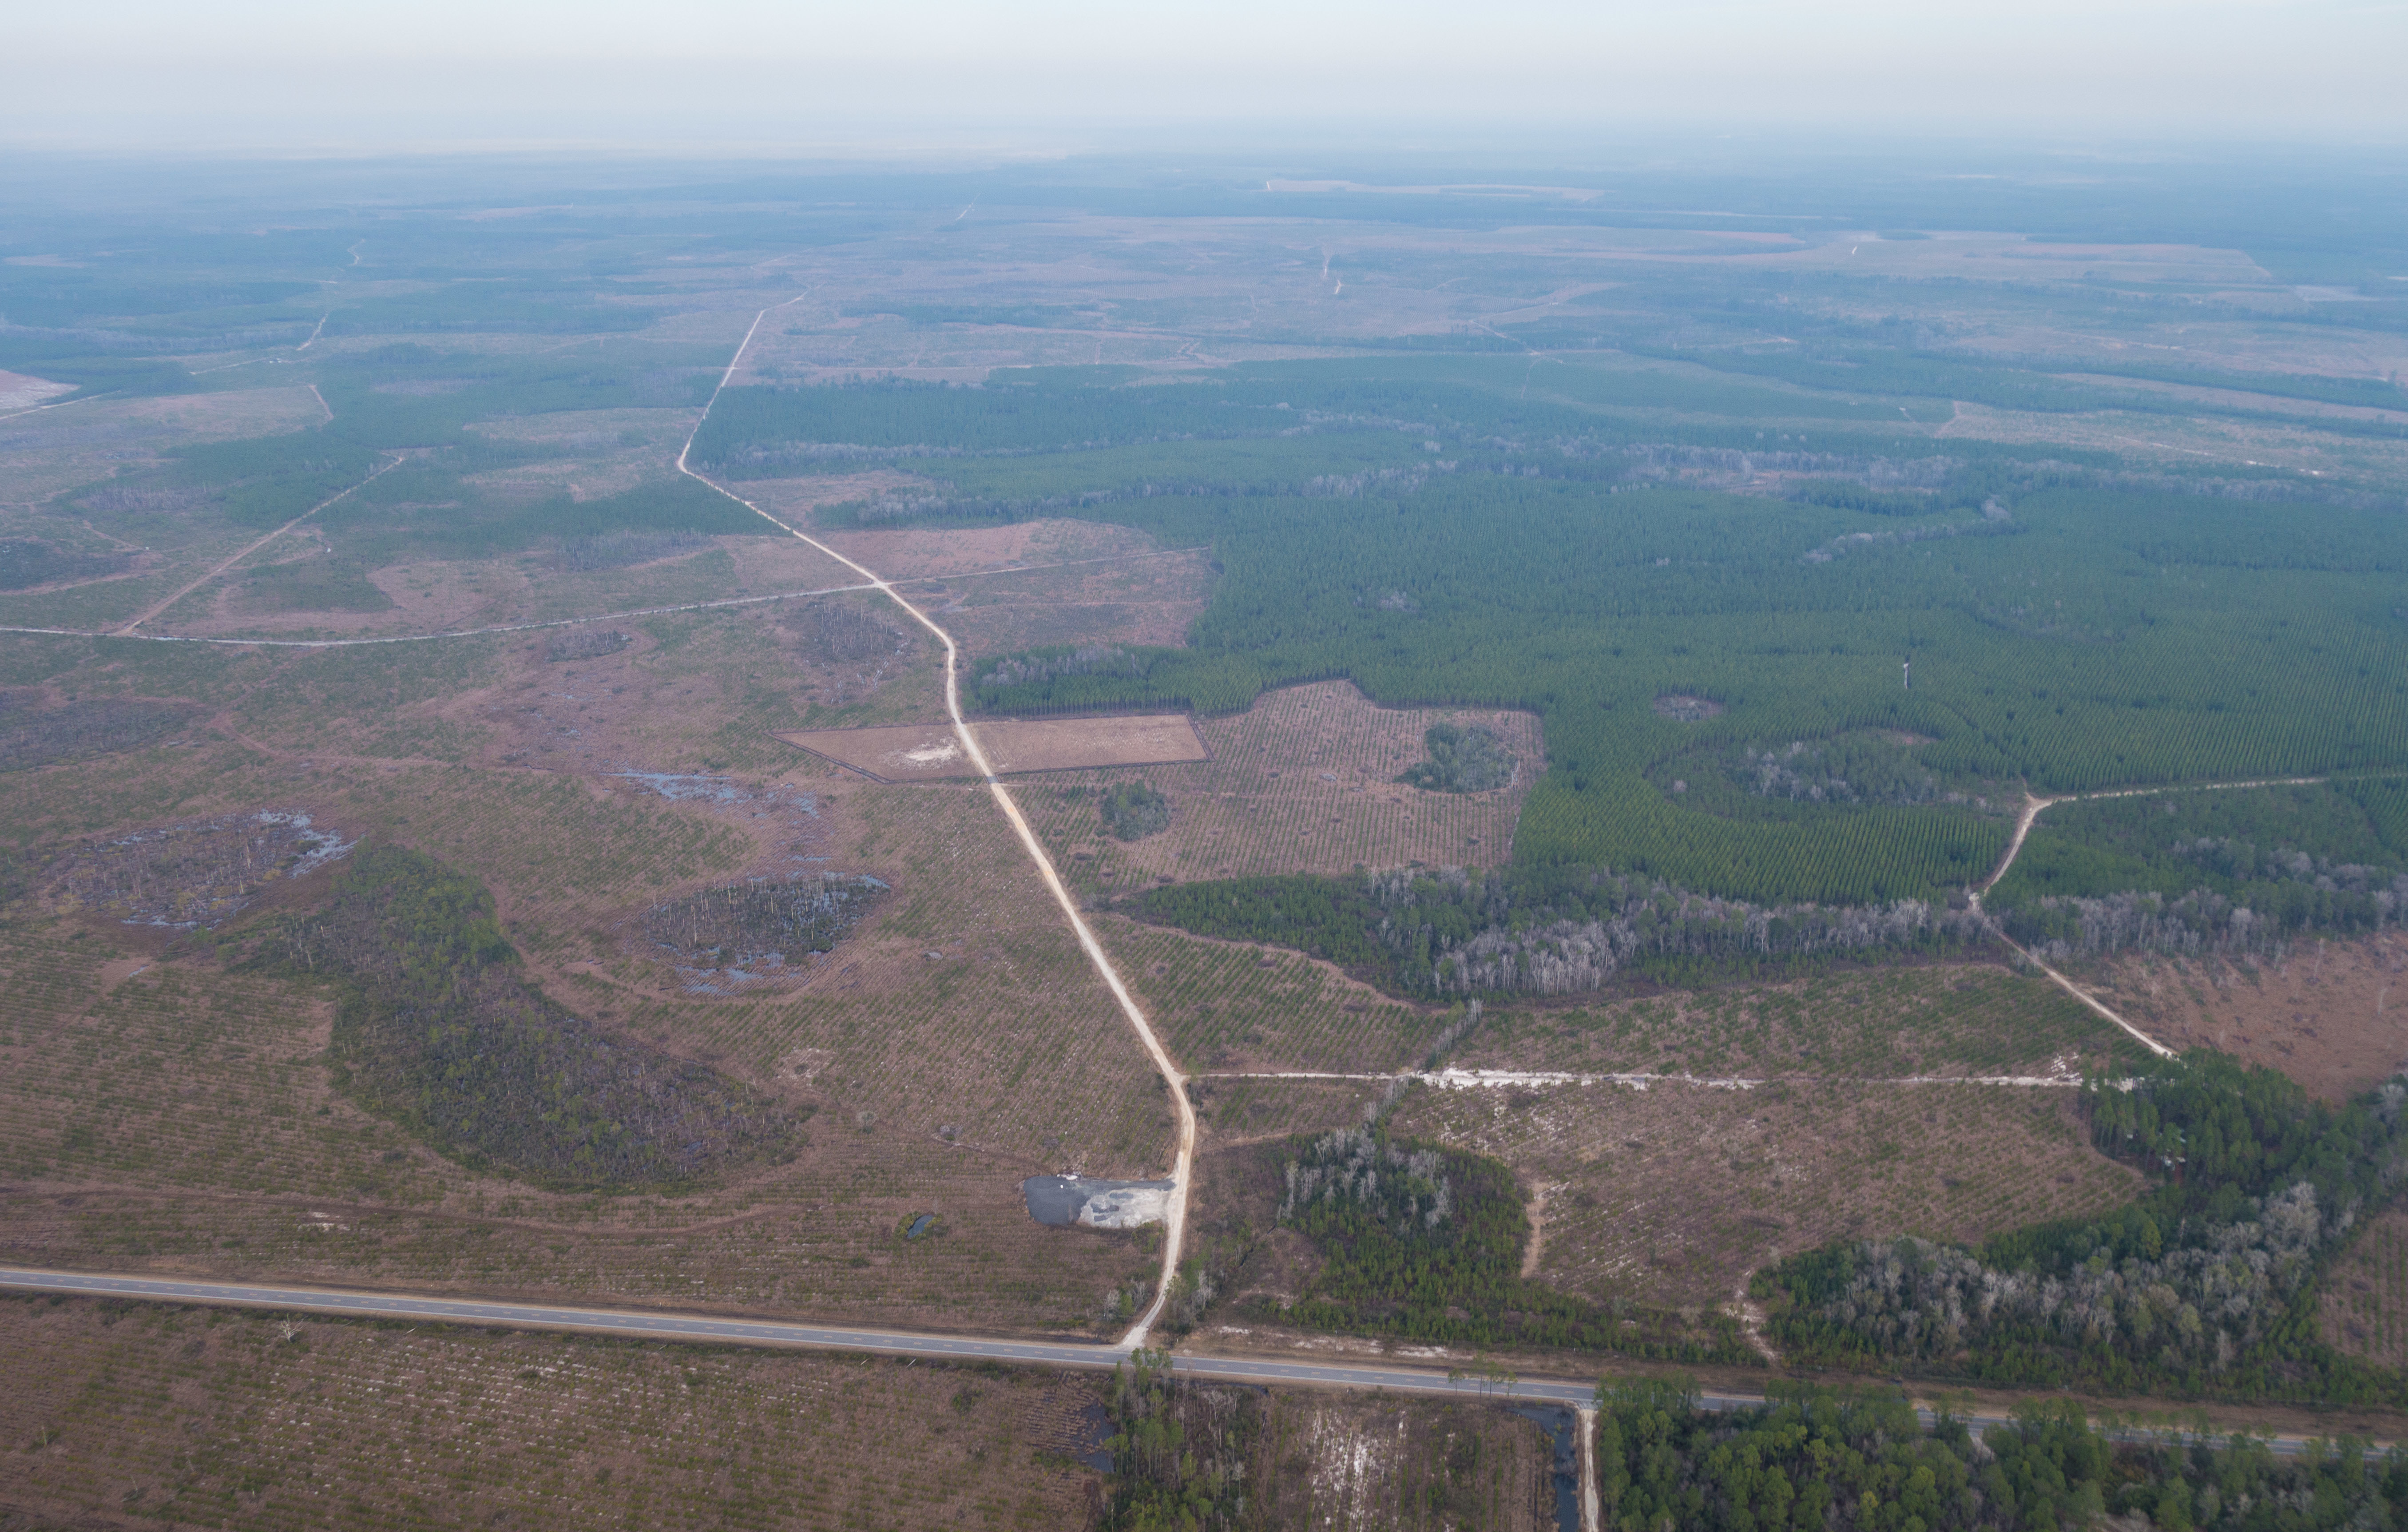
776,714,1207,781
1022,681,1543,893
2087,933,2408,1101
0,615,1182,1338
0,1295,1107,1531
1381,1077,2139,1314
1452,963,2132,1082
1099,916,1440,1075
930,544,1215,656
2322,1206,2408,1373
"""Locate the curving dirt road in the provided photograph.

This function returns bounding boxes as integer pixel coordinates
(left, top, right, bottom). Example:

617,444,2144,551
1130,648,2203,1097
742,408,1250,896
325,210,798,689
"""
1970,776,2333,1060
677,293,1198,1346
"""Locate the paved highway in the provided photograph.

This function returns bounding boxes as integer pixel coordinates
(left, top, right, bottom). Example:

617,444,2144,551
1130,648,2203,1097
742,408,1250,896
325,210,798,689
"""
0,1266,2341,1458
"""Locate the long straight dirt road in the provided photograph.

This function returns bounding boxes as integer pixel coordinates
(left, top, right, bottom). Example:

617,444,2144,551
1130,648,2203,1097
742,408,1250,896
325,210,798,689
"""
676,291,1198,1346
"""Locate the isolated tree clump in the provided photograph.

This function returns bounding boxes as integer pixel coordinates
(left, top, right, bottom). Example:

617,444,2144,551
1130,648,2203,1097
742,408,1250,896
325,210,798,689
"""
41,811,352,928
544,628,627,662
1397,722,1514,794
263,845,794,1190
0,695,194,773
1258,1127,1746,1361
0,539,131,592
1099,781,1171,841
556,527,710,572
642,871,887,970
790,600,904,663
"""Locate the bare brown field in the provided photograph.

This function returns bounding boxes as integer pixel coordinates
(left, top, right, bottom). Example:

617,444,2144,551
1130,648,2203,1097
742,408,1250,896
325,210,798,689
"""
142,531,868,643
1453,963,2130,1082
458,599,943,776
912,544,1216,659
1383,1077,2140,1312
2323,1206,2408,1373
2088,933,2408,1101
820,515,1170,579
1022,680,1543,891
1187,1075,1389,1148
775,713,1207,781
0,1296,1108,1531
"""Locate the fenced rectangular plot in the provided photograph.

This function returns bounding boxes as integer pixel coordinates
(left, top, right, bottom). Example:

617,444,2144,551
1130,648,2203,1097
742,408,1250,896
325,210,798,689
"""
772,713,1207,781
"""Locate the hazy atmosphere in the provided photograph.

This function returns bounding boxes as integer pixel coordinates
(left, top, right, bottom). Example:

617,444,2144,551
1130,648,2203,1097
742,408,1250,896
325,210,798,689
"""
9,0,2408,150
8,4,2408,1531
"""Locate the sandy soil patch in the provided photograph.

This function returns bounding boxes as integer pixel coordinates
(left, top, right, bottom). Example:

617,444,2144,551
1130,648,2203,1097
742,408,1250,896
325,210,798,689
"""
1386,1076,2139,1312
774,714,1208,781
2091,933,2408,1101
1023,680,1543,889
0,369,75,411
723,470,948,521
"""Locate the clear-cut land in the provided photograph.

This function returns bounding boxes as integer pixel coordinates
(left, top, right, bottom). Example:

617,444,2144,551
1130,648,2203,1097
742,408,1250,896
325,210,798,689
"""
772,714,1208,781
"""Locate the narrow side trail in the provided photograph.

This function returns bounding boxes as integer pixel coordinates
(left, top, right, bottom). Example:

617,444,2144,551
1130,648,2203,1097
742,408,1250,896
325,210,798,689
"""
677,294,1197,1347
112,455,400,635
1969,775,2330,1062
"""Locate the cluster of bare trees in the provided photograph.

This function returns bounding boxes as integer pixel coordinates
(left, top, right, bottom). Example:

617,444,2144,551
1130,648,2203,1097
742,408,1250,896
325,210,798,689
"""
1278,1128,1454,1234
1366,865,1994,997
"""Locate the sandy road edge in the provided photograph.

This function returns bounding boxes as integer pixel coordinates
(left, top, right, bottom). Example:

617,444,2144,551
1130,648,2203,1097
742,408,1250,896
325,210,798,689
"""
675,293,1197,1349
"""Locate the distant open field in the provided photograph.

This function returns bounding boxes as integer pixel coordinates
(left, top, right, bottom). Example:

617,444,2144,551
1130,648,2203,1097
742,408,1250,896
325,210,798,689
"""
1453,963,2132,1082
775,713,1209,781
1023,681,1543,892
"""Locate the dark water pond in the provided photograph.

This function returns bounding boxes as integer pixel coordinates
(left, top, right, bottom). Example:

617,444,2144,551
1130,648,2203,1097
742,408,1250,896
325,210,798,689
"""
1512,1404,1581,1532
1021,1174,1174,1227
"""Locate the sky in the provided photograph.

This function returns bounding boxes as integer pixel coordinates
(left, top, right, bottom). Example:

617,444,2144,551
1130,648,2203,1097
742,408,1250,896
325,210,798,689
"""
7,0,2406,155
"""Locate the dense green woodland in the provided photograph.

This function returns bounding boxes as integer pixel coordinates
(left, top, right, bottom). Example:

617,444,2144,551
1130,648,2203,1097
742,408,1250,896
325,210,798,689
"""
1599,1382,2408,1532
704,368,2408,906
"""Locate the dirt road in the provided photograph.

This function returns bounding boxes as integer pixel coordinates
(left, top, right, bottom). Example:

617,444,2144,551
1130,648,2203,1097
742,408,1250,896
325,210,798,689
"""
677,292,1198,1346
1969,776,2333,1060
